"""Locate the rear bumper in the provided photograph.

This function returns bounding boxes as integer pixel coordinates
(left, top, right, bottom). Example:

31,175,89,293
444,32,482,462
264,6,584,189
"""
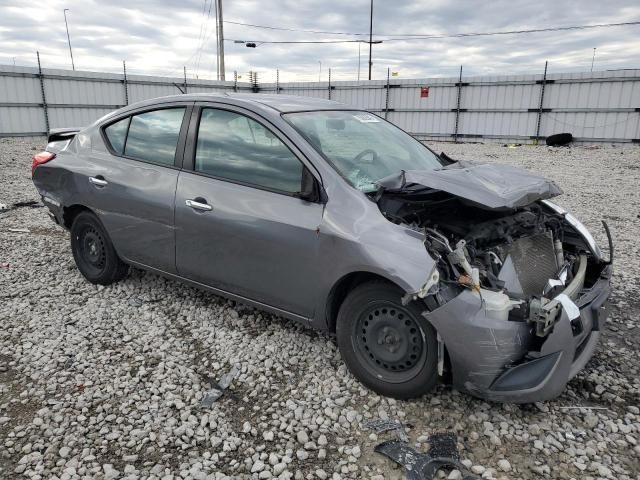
47,210,60,225
426,264,611,403
39,193,64,227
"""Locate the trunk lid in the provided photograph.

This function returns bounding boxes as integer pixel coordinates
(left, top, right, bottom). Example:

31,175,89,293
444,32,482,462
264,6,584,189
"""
46,127,81,153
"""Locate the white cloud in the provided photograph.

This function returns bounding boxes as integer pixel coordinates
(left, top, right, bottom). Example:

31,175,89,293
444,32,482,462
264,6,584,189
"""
0,0,638,81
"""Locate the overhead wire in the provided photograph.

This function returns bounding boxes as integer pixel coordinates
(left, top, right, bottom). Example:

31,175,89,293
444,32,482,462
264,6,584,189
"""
383,20,640,41
223,20,640,44
187,0,209,70
224,19,369,36
225,39,367,44
195,0,214,75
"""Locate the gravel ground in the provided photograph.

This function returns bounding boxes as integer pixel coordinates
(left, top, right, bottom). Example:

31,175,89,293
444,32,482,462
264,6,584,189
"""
1,137,639,480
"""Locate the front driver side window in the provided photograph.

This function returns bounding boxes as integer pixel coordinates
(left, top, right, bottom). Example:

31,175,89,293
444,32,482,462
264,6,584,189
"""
195,108,303,194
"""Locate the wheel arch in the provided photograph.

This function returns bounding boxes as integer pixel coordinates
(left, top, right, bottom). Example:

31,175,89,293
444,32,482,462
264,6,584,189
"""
325,271,408,333
63,204,96,229
325,270,454,385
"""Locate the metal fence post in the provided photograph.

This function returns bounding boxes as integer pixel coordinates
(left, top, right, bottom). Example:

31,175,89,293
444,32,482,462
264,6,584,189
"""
36,51,49,134
122,61,129,105
328,68,332,100
453,65,463,142
250,71,259,93
534,61,549,144
183,66,187,94
384,67,390,119
234,71,238,92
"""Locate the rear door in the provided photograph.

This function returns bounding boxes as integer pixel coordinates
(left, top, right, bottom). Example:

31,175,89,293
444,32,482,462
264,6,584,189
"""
90,103,191,273
174,104,324,317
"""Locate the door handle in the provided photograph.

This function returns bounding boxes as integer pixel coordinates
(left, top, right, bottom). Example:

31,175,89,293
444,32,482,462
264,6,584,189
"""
89,176,108,187
186,199,213,211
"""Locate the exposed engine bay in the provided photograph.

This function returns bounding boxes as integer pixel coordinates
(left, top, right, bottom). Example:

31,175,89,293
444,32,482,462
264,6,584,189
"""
375,186,609,339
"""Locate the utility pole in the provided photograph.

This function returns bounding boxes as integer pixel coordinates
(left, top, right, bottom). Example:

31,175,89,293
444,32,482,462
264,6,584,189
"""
216,0,225,81
368,0,373,80
63,9,75,70
357,43,361,81
591,47,596,72
214,0,219,79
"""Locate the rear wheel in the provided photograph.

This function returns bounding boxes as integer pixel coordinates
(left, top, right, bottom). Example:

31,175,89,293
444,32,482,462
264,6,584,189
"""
336,281,438,399
70,211,128,285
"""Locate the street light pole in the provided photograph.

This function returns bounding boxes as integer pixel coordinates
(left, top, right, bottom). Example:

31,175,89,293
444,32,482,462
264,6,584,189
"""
368,0,373,80
63,9,75,71
591,47,596,72
318,60,322,82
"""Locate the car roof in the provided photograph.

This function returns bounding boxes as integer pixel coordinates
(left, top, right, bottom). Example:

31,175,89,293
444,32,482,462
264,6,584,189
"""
221,93,348,112
119,93,350,114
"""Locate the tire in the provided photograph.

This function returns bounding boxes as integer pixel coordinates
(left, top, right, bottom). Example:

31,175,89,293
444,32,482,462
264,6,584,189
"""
70,211,129,285
336,281,438,399
546,132,573,146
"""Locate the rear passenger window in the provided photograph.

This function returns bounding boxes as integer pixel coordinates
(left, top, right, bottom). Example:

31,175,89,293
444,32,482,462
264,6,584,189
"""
195,108,303,193
124,108,186,166
104,117,130,154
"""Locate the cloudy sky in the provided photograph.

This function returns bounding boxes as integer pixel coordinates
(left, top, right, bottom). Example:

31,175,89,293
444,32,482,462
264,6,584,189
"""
1,0,639,82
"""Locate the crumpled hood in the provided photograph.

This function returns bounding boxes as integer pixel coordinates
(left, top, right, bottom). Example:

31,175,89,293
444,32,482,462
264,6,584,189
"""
377,160,563,210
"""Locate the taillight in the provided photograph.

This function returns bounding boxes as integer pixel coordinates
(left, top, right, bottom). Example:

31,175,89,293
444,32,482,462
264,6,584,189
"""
31,151,56,176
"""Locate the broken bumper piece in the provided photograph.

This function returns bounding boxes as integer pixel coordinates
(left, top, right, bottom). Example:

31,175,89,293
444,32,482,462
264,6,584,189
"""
425,265,611,403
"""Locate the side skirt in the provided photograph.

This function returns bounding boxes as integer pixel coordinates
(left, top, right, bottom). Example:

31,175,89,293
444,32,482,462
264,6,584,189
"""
125,260,315,327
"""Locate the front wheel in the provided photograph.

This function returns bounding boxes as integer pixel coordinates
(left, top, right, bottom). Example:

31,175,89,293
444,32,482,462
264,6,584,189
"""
70,211,129,285
336,281,438,399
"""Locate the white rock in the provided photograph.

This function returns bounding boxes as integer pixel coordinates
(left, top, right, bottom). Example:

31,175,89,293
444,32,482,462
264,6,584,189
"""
296,430,309,444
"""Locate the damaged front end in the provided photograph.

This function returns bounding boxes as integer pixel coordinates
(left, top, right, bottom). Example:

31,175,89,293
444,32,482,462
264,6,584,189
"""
376,163,612,402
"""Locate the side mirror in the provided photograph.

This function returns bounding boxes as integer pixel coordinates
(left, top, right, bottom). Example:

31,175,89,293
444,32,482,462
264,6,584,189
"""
439,151,456,165
299,168,327,203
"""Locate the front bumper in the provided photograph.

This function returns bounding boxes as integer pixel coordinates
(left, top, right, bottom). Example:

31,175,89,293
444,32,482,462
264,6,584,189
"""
425,264,612,403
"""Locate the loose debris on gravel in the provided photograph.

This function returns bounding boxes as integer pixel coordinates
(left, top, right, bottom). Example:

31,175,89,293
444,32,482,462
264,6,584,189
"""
1,137,639,479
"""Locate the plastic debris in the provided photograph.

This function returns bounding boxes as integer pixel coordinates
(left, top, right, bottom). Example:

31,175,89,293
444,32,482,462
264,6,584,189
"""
8,228,29,233
365,418,408,442
201,365,240,407
0,200,43,213
373,433,480,480
13,200,41,208
428,432,458,459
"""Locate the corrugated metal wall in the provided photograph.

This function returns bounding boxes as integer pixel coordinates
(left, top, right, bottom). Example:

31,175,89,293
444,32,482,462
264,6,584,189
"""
0,65,252,136
2,64,639,143
266,70,640,143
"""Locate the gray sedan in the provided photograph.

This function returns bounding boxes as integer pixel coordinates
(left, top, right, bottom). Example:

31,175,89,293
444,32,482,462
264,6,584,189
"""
31,94,612,402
